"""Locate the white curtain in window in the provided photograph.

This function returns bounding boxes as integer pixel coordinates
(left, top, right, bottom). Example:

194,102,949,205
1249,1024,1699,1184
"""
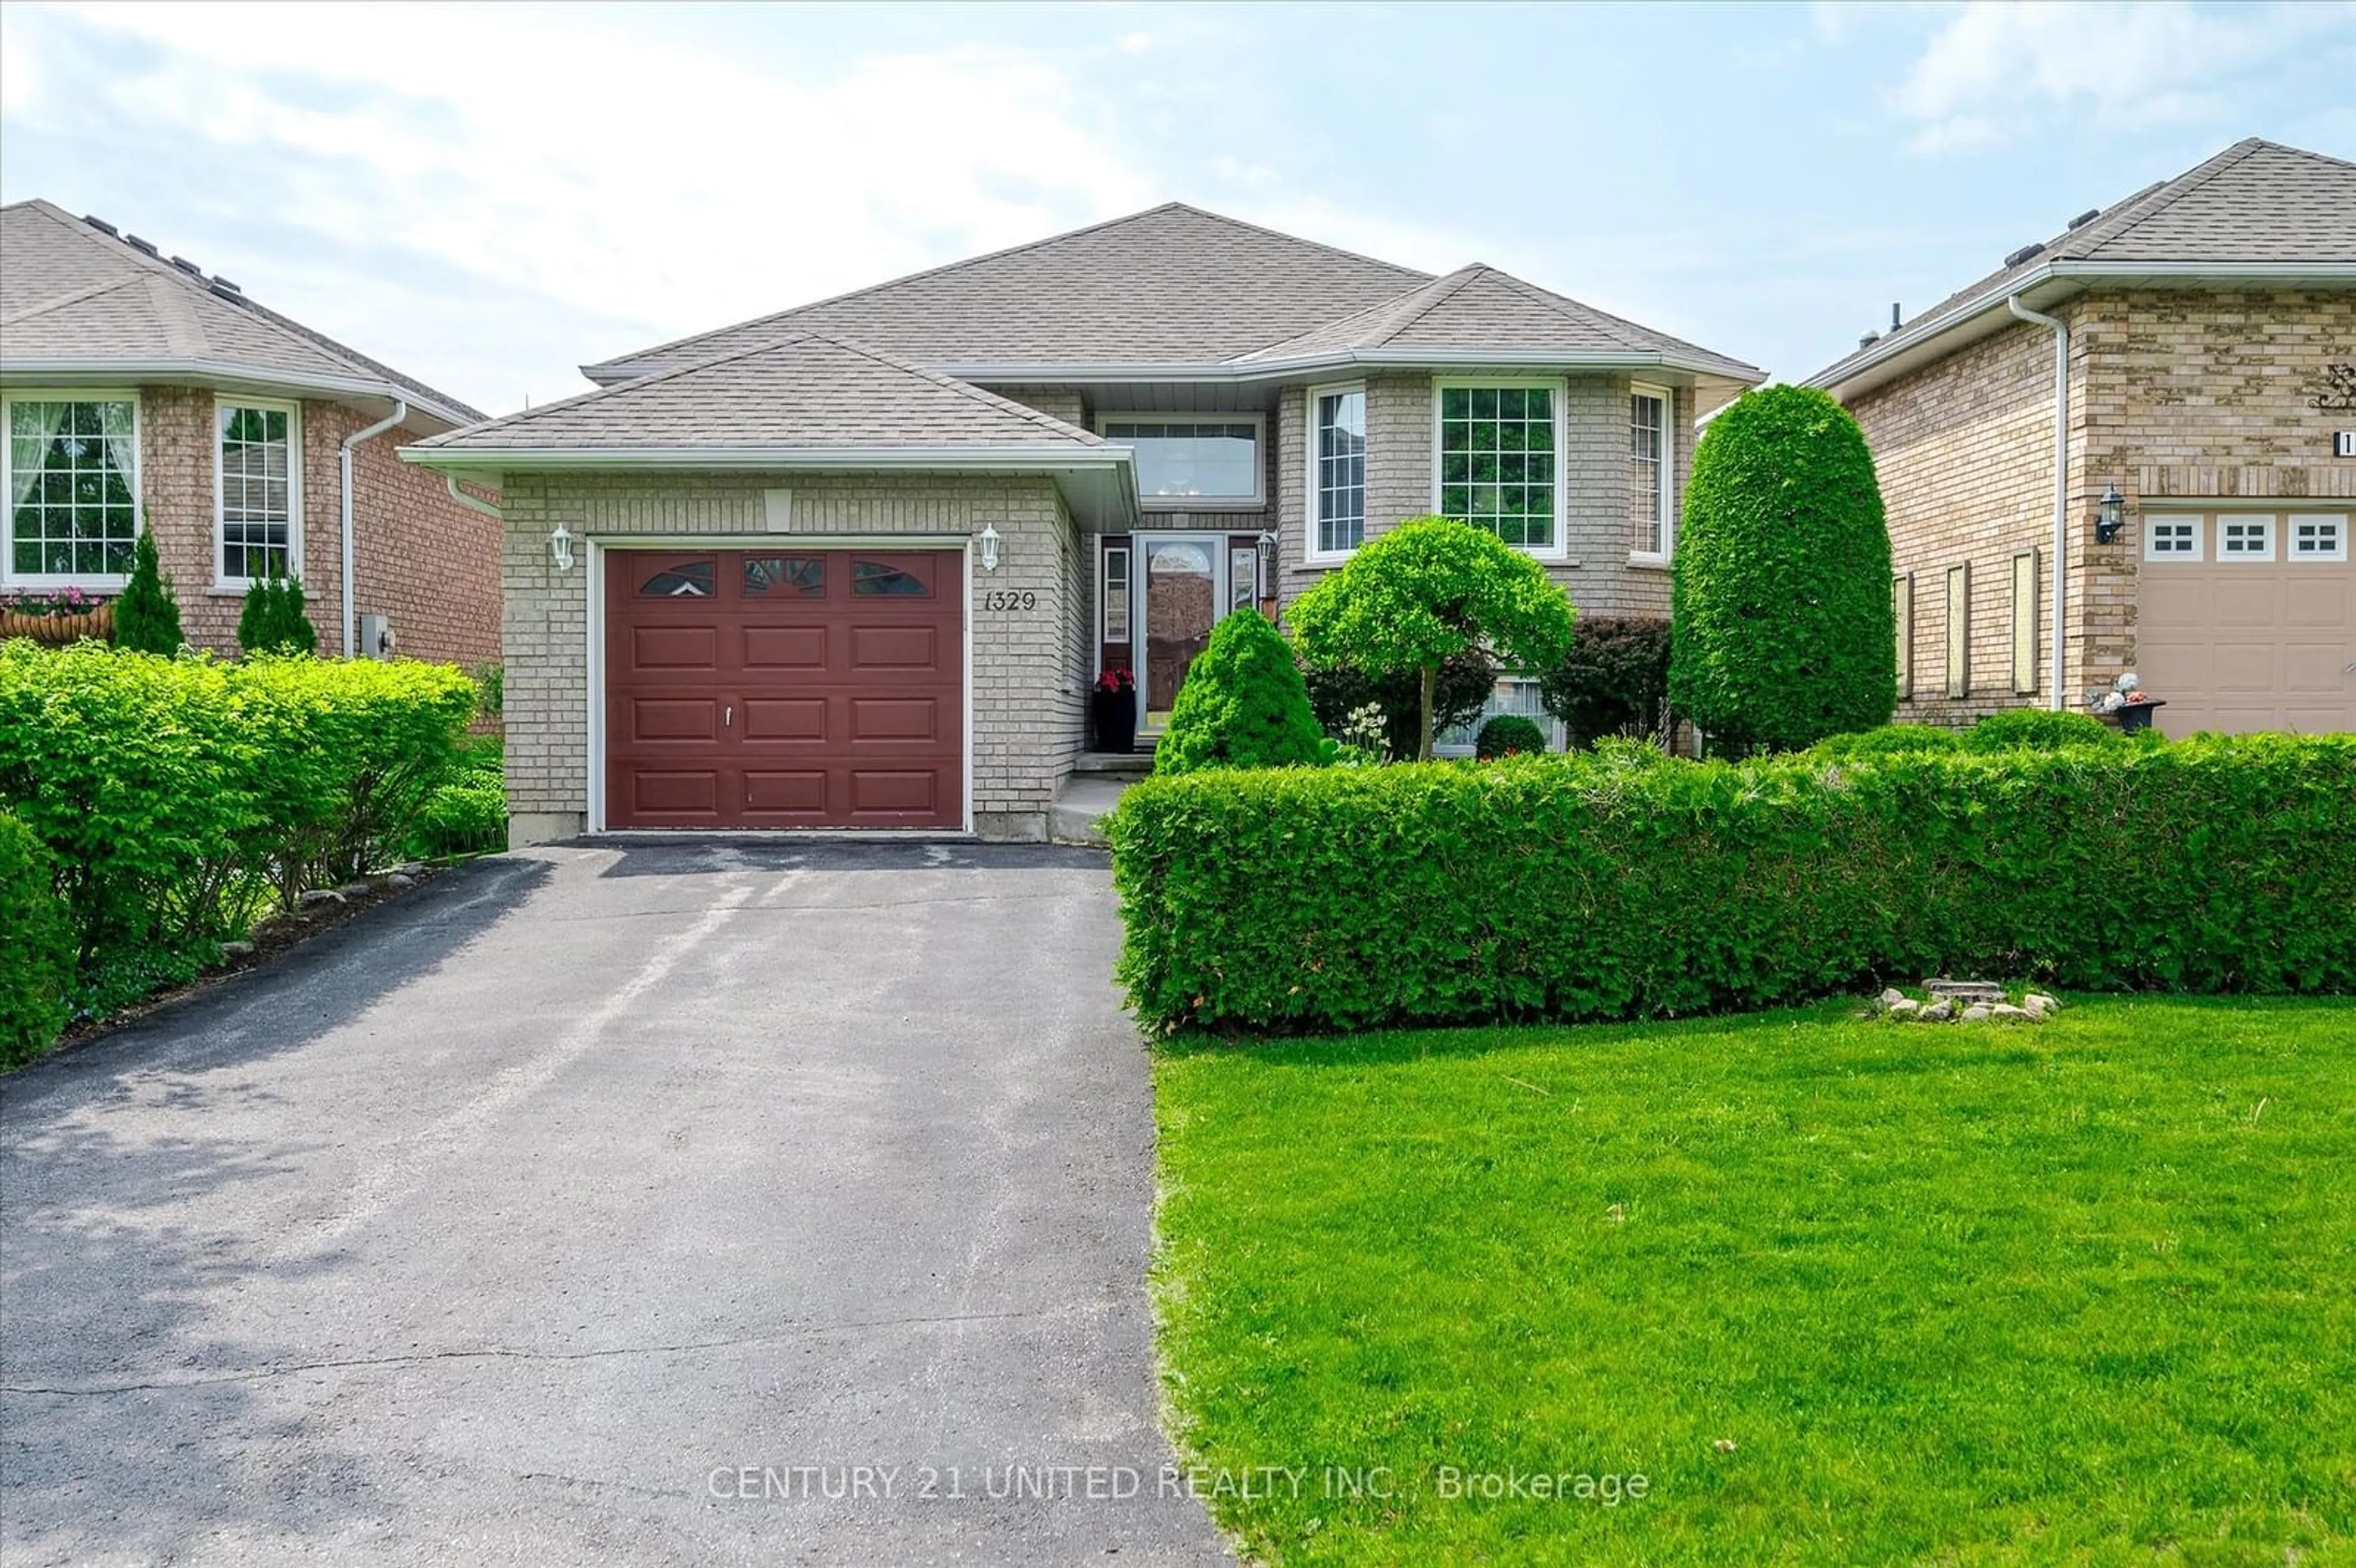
99,401,137,498
7,402,71,511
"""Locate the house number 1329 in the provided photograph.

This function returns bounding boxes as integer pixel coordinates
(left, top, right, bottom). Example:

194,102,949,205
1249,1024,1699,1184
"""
983,590,1037,611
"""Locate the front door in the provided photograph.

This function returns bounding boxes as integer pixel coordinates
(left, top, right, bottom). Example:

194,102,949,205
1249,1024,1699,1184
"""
1138,534,1224,729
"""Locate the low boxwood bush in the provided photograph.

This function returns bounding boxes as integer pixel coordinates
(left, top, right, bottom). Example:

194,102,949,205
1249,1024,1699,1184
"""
1475,715,1547,759
0,642,476,1021
1155,609,1325,775
1,809,73,1064
1964,707,2120,752
1109,736,2356,1034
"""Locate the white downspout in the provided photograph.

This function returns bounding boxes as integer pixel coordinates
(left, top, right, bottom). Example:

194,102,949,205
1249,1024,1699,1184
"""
2007,297,2068,710
339,399,407,658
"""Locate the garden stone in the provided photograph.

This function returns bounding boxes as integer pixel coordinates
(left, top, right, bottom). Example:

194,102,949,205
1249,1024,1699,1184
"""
2025,992,2060,1014
1887,999,1922,1018
1879,988,1909,1009
385,872,415,889
298,889,347,908
218,940,255,959
1921,999,1955,1021
1990,1003,2031,1021
337,880,375,897
1960,1004,1992,1021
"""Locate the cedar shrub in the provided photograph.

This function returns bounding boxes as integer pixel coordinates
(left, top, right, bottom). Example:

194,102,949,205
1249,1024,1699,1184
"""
237,573,318,658
110,529,183,654
1153,609,1325,775
1963,707,2120,752
1669,386,1895,753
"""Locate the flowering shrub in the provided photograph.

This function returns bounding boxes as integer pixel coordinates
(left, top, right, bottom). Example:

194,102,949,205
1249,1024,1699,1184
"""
0,586,105,619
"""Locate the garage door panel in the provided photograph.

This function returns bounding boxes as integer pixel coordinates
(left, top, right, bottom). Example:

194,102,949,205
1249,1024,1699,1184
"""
742,696,828,741
2213,580,2280,626
2285,643,2346,691
606,547,963,829
742,624,829,670
849,771,938,815
2286,577,2347,626
629,698,720,742
745,771,829,813
629,625,720,672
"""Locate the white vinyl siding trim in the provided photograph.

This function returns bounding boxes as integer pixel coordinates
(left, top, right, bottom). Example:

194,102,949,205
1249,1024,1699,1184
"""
214,396,302,587
2,389,142,589
1433,378,1568,559
1306,382,1366,564
1628,383,1671,562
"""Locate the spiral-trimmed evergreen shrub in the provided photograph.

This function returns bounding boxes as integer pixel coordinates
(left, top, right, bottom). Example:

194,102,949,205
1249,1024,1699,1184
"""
1154,609,1326,775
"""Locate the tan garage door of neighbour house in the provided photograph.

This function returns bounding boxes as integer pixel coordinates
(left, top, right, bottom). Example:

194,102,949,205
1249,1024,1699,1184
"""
2138,512,2354,737
604,548,964,829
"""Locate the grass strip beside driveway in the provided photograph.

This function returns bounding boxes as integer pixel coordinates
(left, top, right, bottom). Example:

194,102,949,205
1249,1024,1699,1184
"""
1152,997,2356,1566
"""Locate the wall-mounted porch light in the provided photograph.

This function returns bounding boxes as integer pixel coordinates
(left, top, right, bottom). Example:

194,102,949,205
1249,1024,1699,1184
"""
978,522,1003,572
549,521,576,572
2092,485,2125,545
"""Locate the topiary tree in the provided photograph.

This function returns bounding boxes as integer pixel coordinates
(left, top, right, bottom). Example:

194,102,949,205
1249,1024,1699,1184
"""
1291,517,1577,761
237,572,318,658
111,528,183,653
1153,609,1326,775
1474,714,1547,759
1669,385,1894,754
1301,647,1496,762
1537,616,1673,748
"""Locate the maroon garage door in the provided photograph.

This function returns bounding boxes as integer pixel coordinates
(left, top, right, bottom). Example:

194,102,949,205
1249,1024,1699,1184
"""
604,548,964,829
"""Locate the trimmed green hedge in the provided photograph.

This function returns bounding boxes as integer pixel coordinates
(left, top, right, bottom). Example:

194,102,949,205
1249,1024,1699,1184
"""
1109,736,2356,1034
1,809,73,1066
1963,707,2120,752
0,642,476,996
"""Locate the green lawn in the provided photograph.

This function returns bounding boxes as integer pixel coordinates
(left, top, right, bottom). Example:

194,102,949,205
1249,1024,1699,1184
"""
1152,997,2356,1566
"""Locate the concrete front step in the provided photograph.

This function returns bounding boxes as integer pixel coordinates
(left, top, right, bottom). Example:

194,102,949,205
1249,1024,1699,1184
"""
1050,776,1131,847
1071,750,1152,780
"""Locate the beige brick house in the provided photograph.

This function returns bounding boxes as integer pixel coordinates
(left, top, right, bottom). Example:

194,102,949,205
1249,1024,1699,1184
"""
406,205,1760,843
1,199,498,663
1807,139,2355,737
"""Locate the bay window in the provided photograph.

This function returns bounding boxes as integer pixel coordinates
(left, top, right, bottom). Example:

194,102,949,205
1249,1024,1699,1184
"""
5,394,140,584
1309,385,1365,559
218,400,299,583
1436,381,1562,553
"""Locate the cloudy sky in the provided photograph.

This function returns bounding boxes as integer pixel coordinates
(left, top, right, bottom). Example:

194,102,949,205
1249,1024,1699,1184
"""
4,1,2350,417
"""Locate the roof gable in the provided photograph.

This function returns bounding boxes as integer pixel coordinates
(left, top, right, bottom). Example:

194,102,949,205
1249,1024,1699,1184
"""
1811,138,2356,392
0,199,482,425
584,203,1434,380
416,333,1109,454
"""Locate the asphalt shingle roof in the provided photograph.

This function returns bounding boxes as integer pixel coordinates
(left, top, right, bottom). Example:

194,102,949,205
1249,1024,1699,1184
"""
1811,138,2356,388
1232,263,1760,378
585,204,1436,379
0,199,482,425
415,333,1109,453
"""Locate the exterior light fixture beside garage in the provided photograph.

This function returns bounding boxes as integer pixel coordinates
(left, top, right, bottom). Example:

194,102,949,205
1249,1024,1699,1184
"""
978,522,1003,572
2092,486,2125,545
549,522,577,571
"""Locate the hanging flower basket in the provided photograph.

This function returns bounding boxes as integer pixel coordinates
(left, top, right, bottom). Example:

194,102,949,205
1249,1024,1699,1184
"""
0,592,115,645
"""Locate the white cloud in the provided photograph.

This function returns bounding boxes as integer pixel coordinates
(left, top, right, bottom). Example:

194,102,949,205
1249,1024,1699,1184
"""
1,3,1166,410
1890,1,2354,152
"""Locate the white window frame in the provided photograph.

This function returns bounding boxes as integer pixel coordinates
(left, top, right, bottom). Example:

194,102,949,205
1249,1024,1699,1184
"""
2143,515,2203,561
1304,381,1368,566
1101,544,1131,644
1,388,143,590
2287,512,2349,563
214,395,304,589
1431,376,1571,561
1628,382,1674,566
1098,412,1265,511
2217,513,2276,562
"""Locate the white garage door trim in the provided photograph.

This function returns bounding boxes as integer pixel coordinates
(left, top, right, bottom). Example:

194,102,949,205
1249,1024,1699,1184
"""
2138,506,2354,737
584,534,977,836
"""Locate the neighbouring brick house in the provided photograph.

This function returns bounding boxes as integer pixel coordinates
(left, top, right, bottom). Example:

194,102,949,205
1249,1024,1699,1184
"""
1807,139,2355,737
404,205,1760,843
0,199,499,663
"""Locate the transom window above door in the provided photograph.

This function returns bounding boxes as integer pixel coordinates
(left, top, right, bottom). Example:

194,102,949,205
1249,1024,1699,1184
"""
1437,382,1562,554
1101,417,1263,505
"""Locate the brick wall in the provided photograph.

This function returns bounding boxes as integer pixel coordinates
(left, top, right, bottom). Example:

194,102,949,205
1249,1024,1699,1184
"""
7,383,497,663
496,469,1084,844
1847,290,2356,723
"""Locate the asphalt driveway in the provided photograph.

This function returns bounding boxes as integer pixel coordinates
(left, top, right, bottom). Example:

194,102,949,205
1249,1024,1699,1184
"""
1,841,1224,1566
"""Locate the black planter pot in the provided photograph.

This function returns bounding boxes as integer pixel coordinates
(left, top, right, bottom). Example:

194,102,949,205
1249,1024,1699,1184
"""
2115,698,2165,734
1091,689,1138,753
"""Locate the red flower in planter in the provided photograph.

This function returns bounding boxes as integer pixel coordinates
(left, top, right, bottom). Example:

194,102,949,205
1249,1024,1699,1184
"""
1095,667,1135,694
